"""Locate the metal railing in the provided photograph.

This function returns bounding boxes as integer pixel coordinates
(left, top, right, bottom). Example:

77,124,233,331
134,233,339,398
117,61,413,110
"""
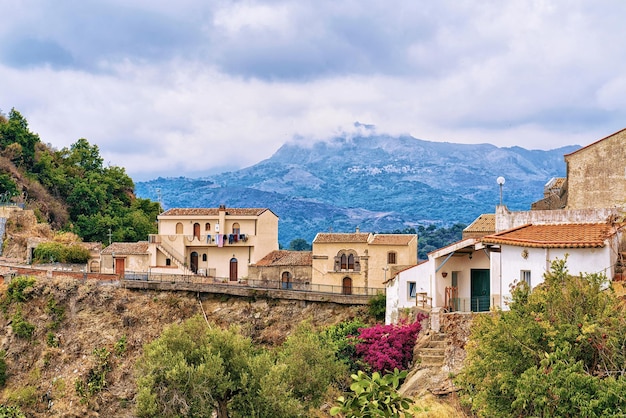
123,271,385,296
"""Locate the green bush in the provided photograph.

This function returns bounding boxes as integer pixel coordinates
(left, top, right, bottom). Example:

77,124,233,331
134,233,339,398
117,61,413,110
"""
5,386,37,408
0,351,7,387
458,257,626,417
45,297,65,330
64,244,90,264
5,276,35,304
368,293,386,321
330,369,413,417
0,404,26,418
12,310,35,339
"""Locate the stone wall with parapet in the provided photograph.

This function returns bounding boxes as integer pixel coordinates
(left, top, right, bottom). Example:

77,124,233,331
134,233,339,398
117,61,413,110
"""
495,205,621,233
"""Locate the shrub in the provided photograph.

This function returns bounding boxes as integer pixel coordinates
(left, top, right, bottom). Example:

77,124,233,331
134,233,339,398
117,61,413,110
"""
45,297,65,330
367,293,386,321
0,404,26,418
355,315,427,373
32,242,66,264
323,318,367,373
330,369,413,417
457,258,626,417
64,244,90,264
5,276,35,304
12,310,35,339
0,351,7,387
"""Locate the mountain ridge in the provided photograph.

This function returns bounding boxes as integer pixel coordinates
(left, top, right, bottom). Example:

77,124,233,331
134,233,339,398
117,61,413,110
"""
135,134,579,247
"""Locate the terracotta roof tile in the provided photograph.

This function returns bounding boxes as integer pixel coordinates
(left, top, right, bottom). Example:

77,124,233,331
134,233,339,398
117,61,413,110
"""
102,242,150,255
463,214,495,233
313,233,371,243
161,208,272,217
254,250,312,266
369,234,416,245
481,223,616,248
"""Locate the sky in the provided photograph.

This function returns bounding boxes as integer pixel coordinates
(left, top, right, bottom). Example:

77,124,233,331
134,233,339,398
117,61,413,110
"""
2,1,626,181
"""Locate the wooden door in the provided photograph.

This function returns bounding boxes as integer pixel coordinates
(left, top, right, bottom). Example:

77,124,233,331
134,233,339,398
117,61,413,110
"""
342,277,352,295
115,258,125,277
229,258,238,281
190,252,198,274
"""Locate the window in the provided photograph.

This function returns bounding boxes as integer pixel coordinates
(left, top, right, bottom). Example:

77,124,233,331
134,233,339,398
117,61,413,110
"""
521,270,531,287
347,254,355,270
340,254,348,270
175,222,183,234
408,281,417,299
387,251,397,264
232,222,240,235
165,258,171,266
205,222,211,231
202,254,207,262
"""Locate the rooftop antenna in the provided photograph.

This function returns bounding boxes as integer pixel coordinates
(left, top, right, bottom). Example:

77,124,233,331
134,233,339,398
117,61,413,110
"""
497,176,506,206
156,188,163,208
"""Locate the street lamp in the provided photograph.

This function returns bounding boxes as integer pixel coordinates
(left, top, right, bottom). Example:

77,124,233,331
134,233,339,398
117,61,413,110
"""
382,266,389,282
497,176,506,206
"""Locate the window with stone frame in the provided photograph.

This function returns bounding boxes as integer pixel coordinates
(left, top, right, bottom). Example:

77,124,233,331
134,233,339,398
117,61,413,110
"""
334,250,360,272
387,251,397,264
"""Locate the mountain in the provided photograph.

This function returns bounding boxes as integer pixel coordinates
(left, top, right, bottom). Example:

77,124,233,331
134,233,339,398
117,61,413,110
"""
134,134,579,247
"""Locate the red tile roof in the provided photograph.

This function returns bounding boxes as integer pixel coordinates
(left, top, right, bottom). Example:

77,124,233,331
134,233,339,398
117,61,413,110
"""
463,214,495,233
369,234,416,245
254,250,312,266
102,242,150,255
481,223,616,248
313,233,371,243
160,208,272,217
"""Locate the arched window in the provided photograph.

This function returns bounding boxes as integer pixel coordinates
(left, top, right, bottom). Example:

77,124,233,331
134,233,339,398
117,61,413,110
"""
348,254,355,270
340,254,348,270
232,222,241,235
175,222,183,234
387,251,397,264
205,222,211,231
202,253,207,262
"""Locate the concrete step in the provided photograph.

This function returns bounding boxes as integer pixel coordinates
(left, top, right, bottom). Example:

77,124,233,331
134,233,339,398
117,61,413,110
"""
420,346,445,357
419,354,445,366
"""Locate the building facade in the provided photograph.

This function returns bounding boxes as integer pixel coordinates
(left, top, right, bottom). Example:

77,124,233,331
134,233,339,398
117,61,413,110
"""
311,231,417,295
145,206,279,280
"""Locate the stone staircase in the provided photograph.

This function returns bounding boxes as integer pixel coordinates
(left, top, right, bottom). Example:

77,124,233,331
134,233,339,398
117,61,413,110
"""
417,332,447,367
156,242,193,275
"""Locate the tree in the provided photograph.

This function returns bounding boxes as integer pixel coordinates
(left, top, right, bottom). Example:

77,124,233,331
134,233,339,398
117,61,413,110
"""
136,316,254,418
458,258,626,417
288,238,311,251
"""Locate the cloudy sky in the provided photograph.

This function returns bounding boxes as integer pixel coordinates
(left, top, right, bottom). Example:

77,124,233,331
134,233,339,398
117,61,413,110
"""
2,1,626,180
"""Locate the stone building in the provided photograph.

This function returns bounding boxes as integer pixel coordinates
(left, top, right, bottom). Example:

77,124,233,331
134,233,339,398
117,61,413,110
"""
248,250,312,289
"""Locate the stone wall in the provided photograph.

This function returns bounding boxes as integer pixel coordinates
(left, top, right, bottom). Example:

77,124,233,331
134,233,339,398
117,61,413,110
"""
565,129,626,210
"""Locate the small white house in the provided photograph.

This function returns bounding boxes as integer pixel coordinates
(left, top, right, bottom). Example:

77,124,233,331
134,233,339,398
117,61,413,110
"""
385,237,492,324
482,222,623,307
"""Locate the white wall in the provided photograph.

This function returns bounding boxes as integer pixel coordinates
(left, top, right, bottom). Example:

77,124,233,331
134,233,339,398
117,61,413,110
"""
385,263,431,324
499,245,612,307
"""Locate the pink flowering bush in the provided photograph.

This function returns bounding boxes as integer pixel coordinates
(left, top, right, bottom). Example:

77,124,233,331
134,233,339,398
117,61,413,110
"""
355,313,427,373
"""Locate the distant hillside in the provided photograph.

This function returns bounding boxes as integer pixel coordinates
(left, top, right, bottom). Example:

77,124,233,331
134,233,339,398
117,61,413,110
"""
135,134,578,247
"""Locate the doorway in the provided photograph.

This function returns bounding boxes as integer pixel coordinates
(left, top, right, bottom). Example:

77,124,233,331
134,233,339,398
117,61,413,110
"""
342,277,353,295
281,271,292,289
229,258,238,281
115,257,125,277
190,252,198,274
471,269,490,312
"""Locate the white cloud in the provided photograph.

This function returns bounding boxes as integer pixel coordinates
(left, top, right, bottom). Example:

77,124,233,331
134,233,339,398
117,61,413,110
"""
1,0,626,180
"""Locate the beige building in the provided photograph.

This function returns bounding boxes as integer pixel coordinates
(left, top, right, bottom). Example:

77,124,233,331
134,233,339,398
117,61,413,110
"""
101,242,150,276
248,250,313,289
102,206,280,280
311,230,417,294
145,206,279,280
564,128,626,210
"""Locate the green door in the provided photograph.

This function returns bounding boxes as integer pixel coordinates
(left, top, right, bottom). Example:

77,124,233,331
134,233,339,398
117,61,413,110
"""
471,269,490,312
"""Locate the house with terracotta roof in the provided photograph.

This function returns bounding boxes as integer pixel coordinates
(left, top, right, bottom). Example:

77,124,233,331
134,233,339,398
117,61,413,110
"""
139,205,279,280
311,230,417,295
481,222,623,306
101,242,150,276
248,250,312,289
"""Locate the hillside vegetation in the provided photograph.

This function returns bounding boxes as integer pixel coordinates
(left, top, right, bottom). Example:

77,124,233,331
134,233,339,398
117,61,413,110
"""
0,108,160,244
0,276,374,417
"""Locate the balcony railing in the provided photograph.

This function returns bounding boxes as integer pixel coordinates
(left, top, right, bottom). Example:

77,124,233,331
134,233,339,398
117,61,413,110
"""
123,271,385,297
